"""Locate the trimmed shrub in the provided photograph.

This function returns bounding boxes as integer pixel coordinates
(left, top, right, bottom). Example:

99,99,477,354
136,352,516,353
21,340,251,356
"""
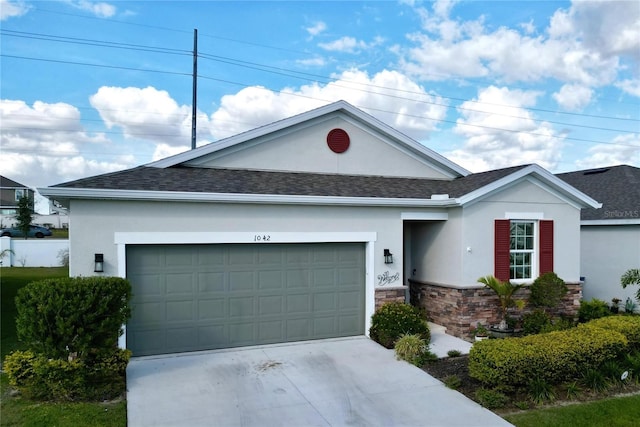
4,348,130,401
369,302,430,349
578,298,611,323
529,272,568,310
474,388,509,409
522,309,552,335
15,276,131,360
469,326,627,387
583,315,640,350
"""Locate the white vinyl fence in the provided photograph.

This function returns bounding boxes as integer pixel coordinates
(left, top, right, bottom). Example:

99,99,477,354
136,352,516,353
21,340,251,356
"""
0,236,68,267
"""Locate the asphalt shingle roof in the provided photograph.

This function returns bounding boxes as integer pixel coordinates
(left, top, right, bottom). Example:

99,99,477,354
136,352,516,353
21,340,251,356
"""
52,164,530,200
557,165,640,221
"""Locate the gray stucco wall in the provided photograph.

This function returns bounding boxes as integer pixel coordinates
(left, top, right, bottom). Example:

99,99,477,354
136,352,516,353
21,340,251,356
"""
581,224,640,306
408,178,583,287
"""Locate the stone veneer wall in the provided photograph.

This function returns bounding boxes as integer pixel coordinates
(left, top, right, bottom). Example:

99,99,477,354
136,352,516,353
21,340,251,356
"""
374,286,407,310
409,280,582,340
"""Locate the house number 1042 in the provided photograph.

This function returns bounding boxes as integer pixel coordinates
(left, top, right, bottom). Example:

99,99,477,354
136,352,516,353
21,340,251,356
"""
254,235,271,242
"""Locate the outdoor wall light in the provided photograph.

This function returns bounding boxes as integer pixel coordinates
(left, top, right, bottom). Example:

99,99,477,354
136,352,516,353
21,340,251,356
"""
383,249,393,264
94,253,104,273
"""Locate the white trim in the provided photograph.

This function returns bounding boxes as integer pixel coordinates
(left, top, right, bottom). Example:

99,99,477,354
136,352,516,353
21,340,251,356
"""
455,164,602,209
39,187,458,208
401,212,449,221
504,212,544,220
114,231,377,245
581,219,640,226
114,231,377,350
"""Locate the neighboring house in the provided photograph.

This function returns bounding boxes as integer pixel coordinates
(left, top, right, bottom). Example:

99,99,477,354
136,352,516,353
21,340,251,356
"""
558,165,640,307
40,101,600,356
0,175,35,226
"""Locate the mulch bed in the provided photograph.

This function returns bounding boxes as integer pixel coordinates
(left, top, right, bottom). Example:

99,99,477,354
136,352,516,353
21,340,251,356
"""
421,354,640,414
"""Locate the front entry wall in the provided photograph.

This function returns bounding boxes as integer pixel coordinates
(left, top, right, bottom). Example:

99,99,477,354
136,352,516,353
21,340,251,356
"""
126,243,366,356
410,280,582,339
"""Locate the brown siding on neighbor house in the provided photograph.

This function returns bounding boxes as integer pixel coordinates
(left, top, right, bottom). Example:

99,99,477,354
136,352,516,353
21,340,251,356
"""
409,280,581,340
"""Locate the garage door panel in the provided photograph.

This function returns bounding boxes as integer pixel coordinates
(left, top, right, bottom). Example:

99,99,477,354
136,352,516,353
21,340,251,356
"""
166,300,194,322
133,302,165,324
313,317,336,336
127,243,365,356
229,271,255,291
338,290,361,309
198,299,226,320
286,294,310,313
313,292,337,311
229,297,254,317
286,270,309,289
259,320,283,341
258,295,284,315
258,270,283,289
130,274,163,297
229,323,255,345
197,272,226,293
166,273,194,295
313,269,336,287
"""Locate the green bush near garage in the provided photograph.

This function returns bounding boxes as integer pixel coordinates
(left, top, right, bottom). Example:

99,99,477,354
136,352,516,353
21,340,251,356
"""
469,325,628,387
369,302,430,349
15,276,132,360
5,276,132,402
4,348,130,401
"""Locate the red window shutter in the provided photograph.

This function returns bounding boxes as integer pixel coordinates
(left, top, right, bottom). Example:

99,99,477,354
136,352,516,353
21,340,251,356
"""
494,219,511,281
539,220,554,274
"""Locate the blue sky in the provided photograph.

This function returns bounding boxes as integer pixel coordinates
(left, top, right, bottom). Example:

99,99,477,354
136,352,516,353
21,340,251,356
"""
1,0,639,210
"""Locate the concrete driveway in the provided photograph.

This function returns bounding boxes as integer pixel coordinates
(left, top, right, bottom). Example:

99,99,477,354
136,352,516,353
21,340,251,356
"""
126,337,511,427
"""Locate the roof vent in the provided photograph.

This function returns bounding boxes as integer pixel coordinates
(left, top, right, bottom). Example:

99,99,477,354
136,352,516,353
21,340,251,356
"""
583,168,610,175
327,128,350,153
431,194,450,200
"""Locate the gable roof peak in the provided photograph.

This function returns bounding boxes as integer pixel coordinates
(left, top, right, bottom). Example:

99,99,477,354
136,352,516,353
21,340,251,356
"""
147,100,470,177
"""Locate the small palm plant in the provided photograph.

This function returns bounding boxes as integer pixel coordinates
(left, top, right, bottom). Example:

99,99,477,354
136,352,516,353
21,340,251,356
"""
478,275,526,330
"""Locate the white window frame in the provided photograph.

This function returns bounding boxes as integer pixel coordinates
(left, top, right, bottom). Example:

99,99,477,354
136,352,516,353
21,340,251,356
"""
14,189,25,201
509,220,538,283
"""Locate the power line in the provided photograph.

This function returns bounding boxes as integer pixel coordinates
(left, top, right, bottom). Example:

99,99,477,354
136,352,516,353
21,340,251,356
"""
0,54,191,77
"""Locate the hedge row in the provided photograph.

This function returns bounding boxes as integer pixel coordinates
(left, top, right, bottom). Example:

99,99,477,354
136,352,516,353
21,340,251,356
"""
4,349,130,402
469,321,631,387
582,315,640,349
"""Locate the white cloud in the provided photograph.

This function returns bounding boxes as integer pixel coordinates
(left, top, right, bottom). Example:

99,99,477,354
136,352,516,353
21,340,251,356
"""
0,0,29,20
552,84,593,111
446,86,564,172
318,36,383,53
305,21,327,37
89,86,211,148
209,69,448,141
400,0,636,95
575,134,640,169
296,56,327,67
616,79,640,97
62,0,116,18
0,99,133,187
319,36,366,53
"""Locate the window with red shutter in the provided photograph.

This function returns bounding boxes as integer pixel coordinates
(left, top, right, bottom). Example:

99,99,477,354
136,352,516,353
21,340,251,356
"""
539,220,554,274
494,219,511,281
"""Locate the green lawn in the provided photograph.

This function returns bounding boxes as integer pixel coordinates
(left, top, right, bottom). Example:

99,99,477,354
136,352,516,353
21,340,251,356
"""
1,267,127,427
504,394,640,426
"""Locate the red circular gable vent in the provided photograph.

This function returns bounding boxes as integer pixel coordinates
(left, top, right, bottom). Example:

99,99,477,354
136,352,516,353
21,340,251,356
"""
327,128,350,153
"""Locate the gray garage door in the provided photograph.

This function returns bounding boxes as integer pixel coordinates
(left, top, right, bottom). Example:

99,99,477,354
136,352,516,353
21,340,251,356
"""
126,243,365,356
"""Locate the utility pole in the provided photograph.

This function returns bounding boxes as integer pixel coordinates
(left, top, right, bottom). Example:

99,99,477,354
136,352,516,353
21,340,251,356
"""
191,28,198,150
